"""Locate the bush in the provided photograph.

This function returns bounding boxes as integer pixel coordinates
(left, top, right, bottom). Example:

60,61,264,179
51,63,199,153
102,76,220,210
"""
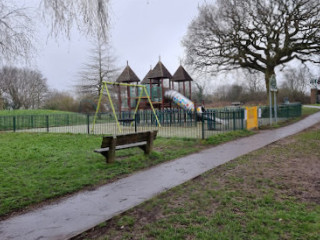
43,91,78,112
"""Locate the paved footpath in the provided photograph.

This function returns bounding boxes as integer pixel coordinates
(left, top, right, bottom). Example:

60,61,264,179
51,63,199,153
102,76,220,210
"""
1,108,320,240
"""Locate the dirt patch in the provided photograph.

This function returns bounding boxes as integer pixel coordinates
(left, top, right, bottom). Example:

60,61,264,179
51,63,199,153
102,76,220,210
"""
73,123,320,240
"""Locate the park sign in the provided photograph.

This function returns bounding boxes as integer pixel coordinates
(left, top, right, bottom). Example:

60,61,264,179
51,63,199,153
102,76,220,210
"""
269,74,278,92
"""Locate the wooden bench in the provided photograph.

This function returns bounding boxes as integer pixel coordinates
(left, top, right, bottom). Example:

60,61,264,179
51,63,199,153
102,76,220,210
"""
94,130,158,163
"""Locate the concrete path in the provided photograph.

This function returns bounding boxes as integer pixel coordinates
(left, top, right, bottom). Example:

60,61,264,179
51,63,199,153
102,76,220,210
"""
1,109,320,240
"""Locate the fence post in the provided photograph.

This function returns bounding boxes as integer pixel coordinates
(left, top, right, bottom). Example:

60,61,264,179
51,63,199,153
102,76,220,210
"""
66,114,70,125
31,115,34,128
134,114,137,133
87,114,90,134
46,115,49,132
13,116,16,132
233,111,236,130
202,112,205,140
241,109,244,129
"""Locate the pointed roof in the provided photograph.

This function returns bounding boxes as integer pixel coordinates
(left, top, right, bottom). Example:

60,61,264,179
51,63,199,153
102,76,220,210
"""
148,60,172,79
116,62,140,83
172,65,193,82
141,68,156,84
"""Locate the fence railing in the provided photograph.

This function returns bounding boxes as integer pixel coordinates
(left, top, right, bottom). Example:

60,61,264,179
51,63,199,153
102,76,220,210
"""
258,103,302,126
0,104,302,138
0,108,245,139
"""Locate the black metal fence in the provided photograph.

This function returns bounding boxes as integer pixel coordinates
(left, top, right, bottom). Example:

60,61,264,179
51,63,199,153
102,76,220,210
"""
259,103,302,118
0,104,302,138
0,108,245,139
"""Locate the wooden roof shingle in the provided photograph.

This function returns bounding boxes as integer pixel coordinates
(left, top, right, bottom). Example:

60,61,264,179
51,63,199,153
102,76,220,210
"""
116,62,140,83
148,60,172,79
172,65,193,82
141,68,158,84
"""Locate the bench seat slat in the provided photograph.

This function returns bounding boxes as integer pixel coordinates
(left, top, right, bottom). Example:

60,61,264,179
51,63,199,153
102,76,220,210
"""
95,141,147,153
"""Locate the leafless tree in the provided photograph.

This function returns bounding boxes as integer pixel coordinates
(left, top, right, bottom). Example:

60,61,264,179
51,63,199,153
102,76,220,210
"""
281,65,312,94
238,69,265,93
0,1,34,63
183,0,320,95
0,0,110,63
0,66,48,109
77,37,119,99
41,0,110,41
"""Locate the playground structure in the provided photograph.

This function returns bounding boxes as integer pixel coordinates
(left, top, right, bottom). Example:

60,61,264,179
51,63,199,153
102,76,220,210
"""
114,60,195,112
92,59,226,133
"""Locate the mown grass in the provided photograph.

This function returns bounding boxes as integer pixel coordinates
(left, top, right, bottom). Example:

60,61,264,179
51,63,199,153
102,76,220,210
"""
302,106,320,115
76,126,320,240
0,109,75,116
0,130,252,217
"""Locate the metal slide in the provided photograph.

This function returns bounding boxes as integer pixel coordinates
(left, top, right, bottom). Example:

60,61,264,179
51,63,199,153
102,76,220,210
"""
164,90,224,124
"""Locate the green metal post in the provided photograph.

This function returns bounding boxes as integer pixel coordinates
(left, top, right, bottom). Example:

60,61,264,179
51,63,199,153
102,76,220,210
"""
134,114,137,133
233,111,236,130
66,114,70,126
87,114,90,134
46,115,49,132
31,115,34,128
13,116,16,132
202,112,205,140
241,109,244,129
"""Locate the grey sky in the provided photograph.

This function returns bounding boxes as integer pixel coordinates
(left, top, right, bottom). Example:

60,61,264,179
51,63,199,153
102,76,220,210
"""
31,0,206,92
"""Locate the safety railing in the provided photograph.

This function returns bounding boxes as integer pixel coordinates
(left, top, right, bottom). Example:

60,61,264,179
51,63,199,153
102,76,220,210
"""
0,108,245,139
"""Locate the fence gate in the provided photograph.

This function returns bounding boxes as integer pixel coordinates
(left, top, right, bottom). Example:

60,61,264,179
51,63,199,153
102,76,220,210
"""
246,106,258,130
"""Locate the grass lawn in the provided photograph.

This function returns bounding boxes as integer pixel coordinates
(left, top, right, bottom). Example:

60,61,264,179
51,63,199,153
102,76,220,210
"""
302,106,320,115
0,130,253,218
75,124,320,240
0,109,76,116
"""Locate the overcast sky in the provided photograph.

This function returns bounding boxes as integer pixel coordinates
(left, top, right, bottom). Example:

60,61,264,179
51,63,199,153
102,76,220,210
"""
29,0,206,92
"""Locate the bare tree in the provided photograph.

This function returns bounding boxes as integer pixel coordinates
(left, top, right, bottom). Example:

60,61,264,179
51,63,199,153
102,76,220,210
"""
183,0,320,95
77,37,119,98
281,65,312,94
0,1,34,63
0,0,110,63
41,0,110,41
238,70,265,93
0,66,48,109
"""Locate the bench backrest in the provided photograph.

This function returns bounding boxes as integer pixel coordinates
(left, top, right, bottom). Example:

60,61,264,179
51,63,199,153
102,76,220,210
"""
101,131,158,148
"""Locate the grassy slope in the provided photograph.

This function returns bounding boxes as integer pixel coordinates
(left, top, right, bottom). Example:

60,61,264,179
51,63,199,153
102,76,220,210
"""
0,109,76,116
0,130,252,217
302,106,320,116
76,125,320,240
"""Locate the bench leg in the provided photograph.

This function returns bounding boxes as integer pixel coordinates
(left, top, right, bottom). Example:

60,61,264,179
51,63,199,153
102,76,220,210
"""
107,137,116,163
144,131,155,155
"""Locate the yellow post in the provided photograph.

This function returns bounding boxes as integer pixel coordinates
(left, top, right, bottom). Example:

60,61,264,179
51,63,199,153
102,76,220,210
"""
104,82,122,133
246,106,258,130
91,85,105,133
144,86,161,127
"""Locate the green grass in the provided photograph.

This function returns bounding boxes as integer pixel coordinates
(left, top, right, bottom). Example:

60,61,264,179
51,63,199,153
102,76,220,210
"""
0,130,252,217
302,106,320,116
0,109,75,116
76,127,320,240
